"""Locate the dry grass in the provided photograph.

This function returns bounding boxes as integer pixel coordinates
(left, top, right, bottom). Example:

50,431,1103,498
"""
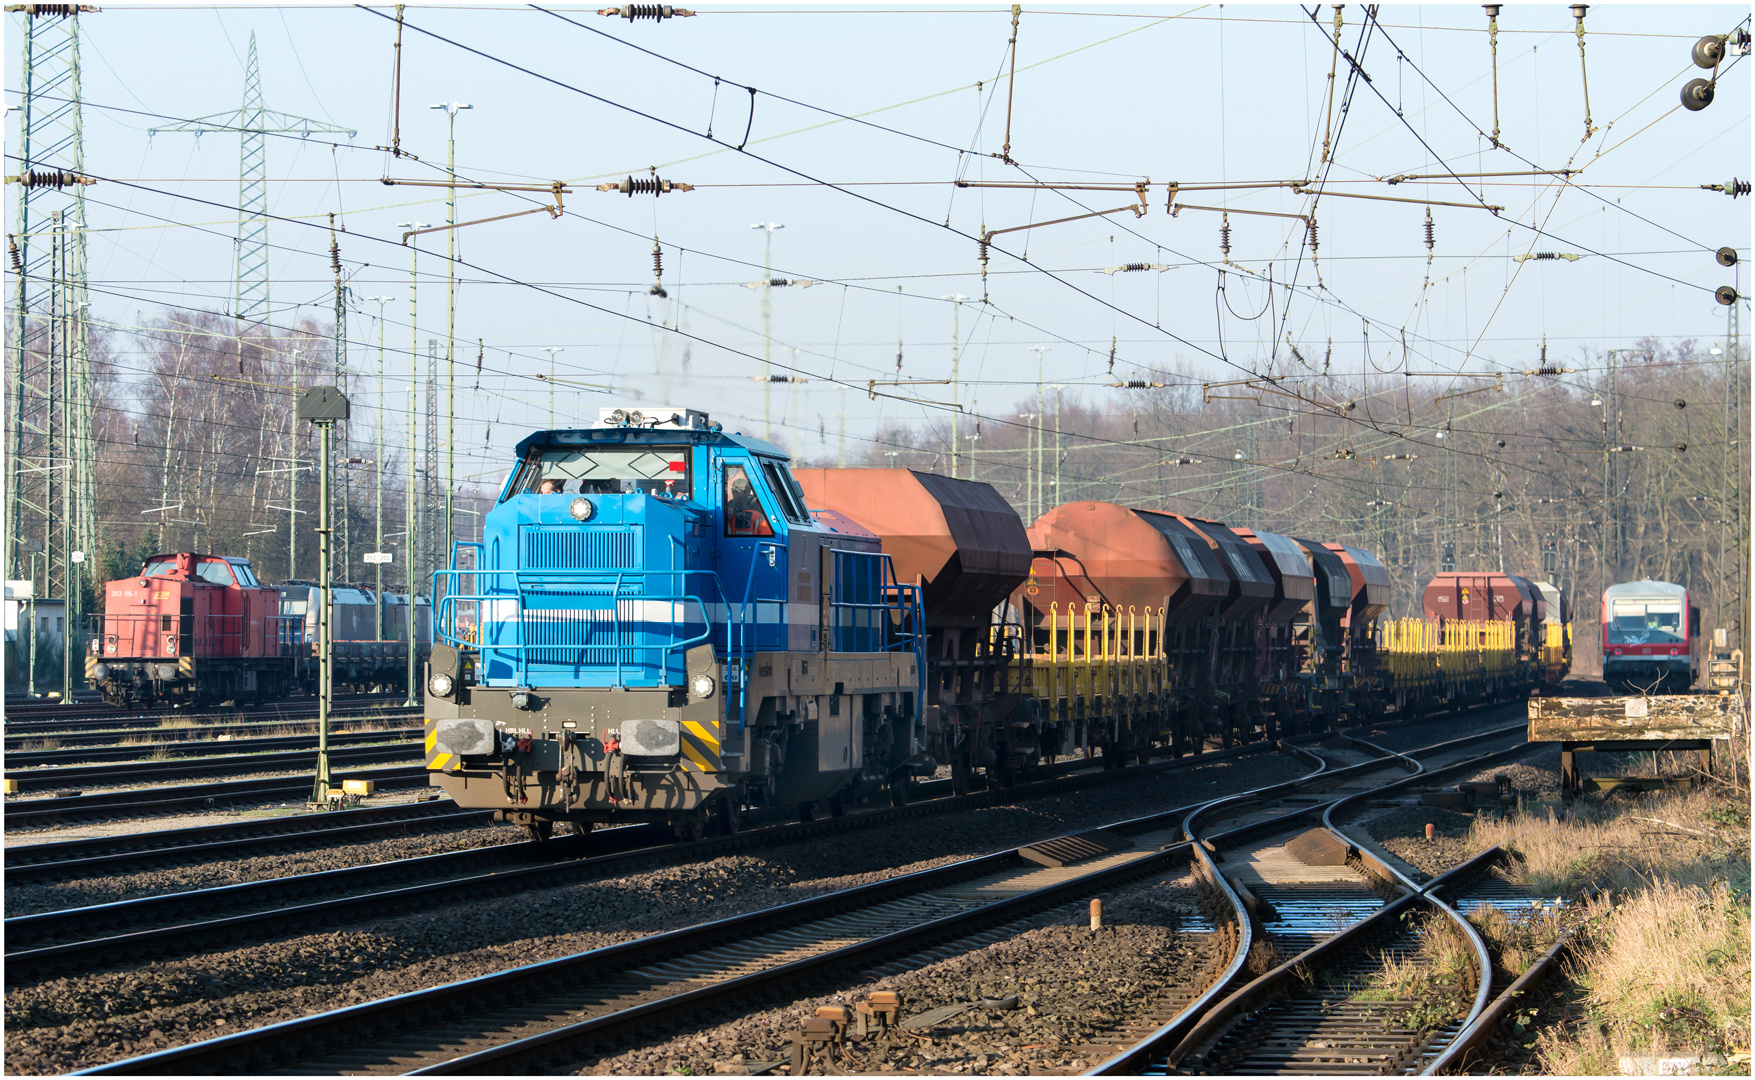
1464,786,1750,896
1533,881,1750,1074
1358,912,1480,1032
20,737,61,752
1457,770,1752,1075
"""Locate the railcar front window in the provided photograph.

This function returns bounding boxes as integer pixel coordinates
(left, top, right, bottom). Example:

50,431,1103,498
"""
1607,600,1684,644
506,446,691,500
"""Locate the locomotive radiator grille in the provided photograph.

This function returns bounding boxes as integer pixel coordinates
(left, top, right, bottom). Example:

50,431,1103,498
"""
522,526,639,570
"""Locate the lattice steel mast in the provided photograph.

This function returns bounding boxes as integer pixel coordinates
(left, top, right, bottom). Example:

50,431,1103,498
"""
149,32,354,327
7,4,97,627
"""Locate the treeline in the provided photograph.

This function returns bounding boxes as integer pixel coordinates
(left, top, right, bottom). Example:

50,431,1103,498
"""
851,339,1750,675
20,308,441,596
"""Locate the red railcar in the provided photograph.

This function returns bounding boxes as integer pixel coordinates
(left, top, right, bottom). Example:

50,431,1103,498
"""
88,552,293,706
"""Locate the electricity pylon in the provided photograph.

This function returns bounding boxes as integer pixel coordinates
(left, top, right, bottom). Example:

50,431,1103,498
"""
149,32,354,328
8,5,97,625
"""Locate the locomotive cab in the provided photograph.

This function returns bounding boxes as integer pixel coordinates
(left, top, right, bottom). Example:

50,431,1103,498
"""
424,408,925,840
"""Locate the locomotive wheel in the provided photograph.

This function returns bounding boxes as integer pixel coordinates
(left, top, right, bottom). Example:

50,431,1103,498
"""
718,794,742,835
673,812,707,843
524,819,555,843
888,776,911,807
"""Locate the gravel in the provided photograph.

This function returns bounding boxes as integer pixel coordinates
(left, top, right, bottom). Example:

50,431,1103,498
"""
574,873,1215,1076
1364,745,1565,877
4,750,1304,1075
3,817,528,917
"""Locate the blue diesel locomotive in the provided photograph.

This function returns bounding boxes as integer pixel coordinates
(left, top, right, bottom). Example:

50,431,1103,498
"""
422,408,930,840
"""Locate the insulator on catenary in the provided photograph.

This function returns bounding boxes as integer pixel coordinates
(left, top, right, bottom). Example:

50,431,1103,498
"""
597,5,694,19
8,237,21,274
1220,213,1232,259
1704,178,1751,198
596,176,694,196
649,242,667,298
1423,208,1435,252
5,4,100,16
8,169,93,189
1305,218,1318,252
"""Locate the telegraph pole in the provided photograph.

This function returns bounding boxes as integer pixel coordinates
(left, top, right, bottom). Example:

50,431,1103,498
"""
328,217,350,579
395,226,425,707
364,295,392,639
751,221,783,439
298,387,349,806
1029,346,1050,521
942,294,967,477
541,347,563,428
429,102,470,576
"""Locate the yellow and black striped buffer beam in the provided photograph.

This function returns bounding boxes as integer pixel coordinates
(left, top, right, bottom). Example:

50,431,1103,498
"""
424,716,454,772
679,719,722,773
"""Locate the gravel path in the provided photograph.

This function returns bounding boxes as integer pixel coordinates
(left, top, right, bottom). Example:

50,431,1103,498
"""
580,873,1214,1076
4,750,1305,1075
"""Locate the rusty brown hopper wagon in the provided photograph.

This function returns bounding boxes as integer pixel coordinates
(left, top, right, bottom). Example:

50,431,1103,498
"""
793,468,1033,788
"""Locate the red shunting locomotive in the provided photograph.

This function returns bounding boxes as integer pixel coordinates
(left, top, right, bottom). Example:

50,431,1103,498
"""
88,552,292,707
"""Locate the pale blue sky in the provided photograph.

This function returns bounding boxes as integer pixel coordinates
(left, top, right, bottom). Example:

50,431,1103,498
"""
10,2,1750,486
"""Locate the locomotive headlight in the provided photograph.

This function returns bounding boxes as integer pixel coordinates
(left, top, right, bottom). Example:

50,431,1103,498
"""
691,674,716,699
428,672,455,697
92,664,109,680
568,496,595,522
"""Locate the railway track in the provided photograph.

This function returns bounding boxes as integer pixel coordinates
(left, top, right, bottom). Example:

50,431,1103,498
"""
1,765,433,829
3,740,421,793
4,799,491,883
5,706,1533,978
5,738,1287,984
4,712,421,749
3,701,421,737
75,724,1534,1075
4,728,421,768
1090,728,1558,1075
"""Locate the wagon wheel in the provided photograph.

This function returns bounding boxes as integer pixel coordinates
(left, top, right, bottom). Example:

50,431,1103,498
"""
717,793,743,835
524,819,555,843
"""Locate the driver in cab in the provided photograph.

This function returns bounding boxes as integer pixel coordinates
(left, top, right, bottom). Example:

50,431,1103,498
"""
724,466,774,537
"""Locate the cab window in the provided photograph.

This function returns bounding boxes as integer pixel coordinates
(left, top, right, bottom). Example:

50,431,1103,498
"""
194,560,236,586
723,464,774,537
505,445,691,500
229,562,261,587
761,460,810,526
142,559,178,578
